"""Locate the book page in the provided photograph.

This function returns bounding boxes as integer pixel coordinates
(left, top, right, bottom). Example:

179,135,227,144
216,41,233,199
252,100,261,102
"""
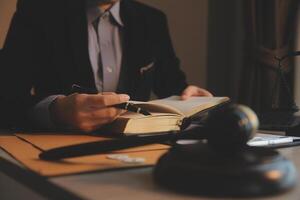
119,112,180,119
127,100,183,115
126,96,229,117
149,96,229,117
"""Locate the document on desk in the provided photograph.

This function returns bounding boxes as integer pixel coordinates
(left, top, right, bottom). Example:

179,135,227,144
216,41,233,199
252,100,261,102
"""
0,133,170,177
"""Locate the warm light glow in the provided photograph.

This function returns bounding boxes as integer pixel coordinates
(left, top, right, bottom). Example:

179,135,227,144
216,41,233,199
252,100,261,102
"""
265,170,282,180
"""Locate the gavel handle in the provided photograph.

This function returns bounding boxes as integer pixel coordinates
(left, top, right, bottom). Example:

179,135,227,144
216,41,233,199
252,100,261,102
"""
39,127,207,161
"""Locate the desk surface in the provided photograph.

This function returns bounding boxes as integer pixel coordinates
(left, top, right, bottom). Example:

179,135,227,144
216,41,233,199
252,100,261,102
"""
1,143,300,200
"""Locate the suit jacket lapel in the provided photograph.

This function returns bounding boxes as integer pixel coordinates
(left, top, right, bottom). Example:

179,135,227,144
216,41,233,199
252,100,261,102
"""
66,0,96,90
117,0,147,97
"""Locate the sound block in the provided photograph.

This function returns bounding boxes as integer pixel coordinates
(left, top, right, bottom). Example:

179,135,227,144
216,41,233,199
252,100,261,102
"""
153,143,297,197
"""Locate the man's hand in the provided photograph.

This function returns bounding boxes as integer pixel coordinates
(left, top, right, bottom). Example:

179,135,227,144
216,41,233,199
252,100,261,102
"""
181,85,213,100
50,93,130,132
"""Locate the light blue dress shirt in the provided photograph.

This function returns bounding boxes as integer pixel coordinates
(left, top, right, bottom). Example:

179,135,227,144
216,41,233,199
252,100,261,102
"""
87,1,123,92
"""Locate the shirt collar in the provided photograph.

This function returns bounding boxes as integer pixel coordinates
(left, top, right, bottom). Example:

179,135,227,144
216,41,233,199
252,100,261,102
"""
87,1,124,27
110,1,124,27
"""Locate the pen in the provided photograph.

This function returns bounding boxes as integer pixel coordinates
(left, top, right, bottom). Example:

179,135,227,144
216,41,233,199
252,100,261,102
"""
247,136,294,147
71,84,151,116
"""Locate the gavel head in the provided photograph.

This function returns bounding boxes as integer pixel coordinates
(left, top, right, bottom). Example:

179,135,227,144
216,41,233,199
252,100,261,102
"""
206,104,259,150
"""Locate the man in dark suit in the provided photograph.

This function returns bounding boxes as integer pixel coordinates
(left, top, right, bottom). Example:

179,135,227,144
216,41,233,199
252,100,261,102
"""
1,0,212,132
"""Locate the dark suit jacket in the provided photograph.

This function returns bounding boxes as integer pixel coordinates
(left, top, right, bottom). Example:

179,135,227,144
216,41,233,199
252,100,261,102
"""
0,0,188,128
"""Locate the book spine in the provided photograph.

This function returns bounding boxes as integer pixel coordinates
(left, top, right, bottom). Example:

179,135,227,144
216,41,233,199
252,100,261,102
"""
180,118,192,130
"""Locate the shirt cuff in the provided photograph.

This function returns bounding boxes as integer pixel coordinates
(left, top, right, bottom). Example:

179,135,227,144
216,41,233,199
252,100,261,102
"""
29,95,65,130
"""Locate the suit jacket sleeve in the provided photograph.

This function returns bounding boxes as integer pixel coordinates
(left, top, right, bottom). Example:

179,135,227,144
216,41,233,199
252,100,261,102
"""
0,0,45,128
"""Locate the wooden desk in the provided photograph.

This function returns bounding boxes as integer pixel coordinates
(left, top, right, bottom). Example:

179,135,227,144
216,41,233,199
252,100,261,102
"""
1,142,300,200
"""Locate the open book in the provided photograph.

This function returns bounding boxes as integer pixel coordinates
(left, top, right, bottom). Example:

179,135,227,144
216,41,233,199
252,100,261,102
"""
102,96,230,135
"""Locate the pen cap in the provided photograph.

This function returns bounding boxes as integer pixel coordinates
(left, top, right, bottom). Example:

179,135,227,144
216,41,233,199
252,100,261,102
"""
206,104,259,151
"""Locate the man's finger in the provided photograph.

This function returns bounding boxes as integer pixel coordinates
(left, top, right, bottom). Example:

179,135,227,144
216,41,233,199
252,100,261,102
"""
74,106,126,132
86,94,130,108
86,107,125,124
197,88,213,97
181,86,213,100
181,88,194,100
101,92,116,95
181,94,190,100
181,86,200,100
